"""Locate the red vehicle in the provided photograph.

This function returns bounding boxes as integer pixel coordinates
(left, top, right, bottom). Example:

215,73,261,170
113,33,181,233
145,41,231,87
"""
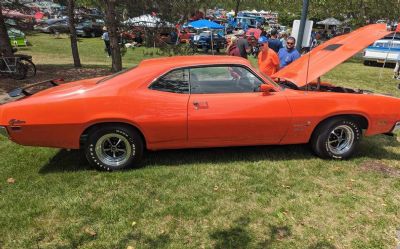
178,27,196,43
0,24,399,171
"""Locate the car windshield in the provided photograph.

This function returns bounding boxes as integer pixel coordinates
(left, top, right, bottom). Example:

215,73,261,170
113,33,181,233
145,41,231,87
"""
199,32,211,37
80,20,91,26
374,40,400,48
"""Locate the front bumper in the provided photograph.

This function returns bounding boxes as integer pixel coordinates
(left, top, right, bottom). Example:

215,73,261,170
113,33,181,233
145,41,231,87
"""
0,126,9,138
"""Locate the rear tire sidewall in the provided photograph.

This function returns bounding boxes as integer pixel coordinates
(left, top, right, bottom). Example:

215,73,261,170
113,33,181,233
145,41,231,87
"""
85,125,143,171
312,119,361,159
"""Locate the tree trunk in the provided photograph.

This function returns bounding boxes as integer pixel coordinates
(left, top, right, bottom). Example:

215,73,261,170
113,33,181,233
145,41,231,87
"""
103,0,122,72
234,0,240,18
0,3,13,56
68,0,81,67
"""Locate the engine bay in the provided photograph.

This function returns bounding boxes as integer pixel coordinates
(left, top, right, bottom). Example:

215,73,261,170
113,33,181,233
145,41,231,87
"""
276,80,372,94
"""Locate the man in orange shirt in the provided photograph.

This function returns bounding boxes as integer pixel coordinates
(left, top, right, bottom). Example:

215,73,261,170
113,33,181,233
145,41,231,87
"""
257,36,280,77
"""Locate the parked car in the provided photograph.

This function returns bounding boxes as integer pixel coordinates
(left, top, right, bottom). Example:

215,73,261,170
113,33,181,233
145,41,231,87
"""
0,24,399,171
178,27,196,43
363,37,400,65
234,16,258,29
34,18,69,34
7,28,28,47
190,31,226,53
76,19,104,37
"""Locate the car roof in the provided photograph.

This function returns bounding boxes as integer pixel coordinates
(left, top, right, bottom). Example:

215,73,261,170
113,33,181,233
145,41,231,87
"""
99,56,256,87
138,56,251,69
375,38,400,42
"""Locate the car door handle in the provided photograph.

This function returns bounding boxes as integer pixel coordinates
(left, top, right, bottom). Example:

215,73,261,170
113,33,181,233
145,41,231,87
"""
193,100,208,110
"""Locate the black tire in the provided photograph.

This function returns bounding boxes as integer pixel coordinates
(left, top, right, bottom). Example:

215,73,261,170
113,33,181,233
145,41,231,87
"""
85,125,144,171
310,118,362,159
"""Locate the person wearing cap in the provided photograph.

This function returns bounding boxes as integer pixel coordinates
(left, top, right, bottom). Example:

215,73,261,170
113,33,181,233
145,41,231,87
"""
268,29,283,53
278,36,300,69
257,36,280,77
236,29,251,59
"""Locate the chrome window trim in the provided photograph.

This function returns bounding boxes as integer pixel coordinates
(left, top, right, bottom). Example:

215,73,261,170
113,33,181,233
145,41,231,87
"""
147,63,276,94
147,68,190,94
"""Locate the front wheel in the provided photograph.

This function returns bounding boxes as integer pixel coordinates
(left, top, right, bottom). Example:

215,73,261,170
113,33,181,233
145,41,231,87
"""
310,118,362,159
85,125,144,171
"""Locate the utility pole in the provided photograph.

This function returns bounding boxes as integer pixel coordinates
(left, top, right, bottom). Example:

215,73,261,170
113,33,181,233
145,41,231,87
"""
296,0,309,51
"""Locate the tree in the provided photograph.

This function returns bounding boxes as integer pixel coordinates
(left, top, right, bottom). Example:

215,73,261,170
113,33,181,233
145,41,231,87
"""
0,2,13,56
103,0,122,72
67,0,82,67
234,0,240,17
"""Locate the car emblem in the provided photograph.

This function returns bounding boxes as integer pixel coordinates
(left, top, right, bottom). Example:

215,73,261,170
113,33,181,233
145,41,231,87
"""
9,119,26,126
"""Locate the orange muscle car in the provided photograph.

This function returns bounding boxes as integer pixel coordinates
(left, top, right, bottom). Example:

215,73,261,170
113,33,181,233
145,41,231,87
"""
0,24,399,171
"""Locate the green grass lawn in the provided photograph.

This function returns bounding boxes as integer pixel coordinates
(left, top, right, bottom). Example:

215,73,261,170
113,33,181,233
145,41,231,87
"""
0,33,399,248
19,33,163,67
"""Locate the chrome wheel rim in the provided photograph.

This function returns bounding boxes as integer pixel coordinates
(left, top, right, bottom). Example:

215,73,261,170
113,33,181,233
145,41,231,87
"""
327,125,355,155
95,133,133,167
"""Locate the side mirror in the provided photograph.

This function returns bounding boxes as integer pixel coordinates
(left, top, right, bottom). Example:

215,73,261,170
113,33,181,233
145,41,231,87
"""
259,84,275,94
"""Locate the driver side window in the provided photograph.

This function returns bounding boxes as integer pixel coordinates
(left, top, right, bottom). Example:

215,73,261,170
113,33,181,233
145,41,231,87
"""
190,66,263,94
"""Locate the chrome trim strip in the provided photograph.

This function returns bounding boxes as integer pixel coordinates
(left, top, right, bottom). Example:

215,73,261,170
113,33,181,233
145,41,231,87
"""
391,122,400,133
0,126,9,138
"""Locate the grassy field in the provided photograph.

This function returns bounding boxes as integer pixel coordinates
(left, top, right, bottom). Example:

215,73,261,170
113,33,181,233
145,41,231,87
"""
0,33,399,248
18,33,164,67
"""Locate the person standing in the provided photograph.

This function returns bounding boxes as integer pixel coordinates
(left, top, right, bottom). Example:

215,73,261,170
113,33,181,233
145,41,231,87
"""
236,30,251,59
268,29,283,53
226,36,240,57
278,36,300,69
279,32,288,48
257,36,280,77
101,26,111,57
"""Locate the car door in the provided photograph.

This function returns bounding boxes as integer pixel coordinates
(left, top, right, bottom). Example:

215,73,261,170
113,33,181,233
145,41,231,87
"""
143,68,190,149
187,65,292,147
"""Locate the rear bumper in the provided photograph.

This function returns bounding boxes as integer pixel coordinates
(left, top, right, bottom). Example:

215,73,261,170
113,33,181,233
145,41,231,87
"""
0,126,9,138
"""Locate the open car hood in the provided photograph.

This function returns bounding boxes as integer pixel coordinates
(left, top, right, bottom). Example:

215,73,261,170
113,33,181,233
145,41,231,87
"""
272,24,392,87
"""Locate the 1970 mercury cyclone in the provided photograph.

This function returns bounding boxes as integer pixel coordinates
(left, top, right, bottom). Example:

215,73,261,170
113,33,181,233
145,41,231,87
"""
0,24,399,170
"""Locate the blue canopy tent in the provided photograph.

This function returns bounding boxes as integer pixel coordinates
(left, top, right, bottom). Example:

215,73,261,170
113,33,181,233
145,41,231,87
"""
184,20,225,55
186,19,224,29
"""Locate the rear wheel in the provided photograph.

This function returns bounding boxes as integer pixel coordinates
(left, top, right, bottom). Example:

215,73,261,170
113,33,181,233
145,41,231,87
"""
85,125,144,171
311,118,362,159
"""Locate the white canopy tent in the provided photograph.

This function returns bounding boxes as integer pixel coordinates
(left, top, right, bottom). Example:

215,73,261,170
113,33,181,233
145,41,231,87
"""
123,14,173,28
317,18,342,26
